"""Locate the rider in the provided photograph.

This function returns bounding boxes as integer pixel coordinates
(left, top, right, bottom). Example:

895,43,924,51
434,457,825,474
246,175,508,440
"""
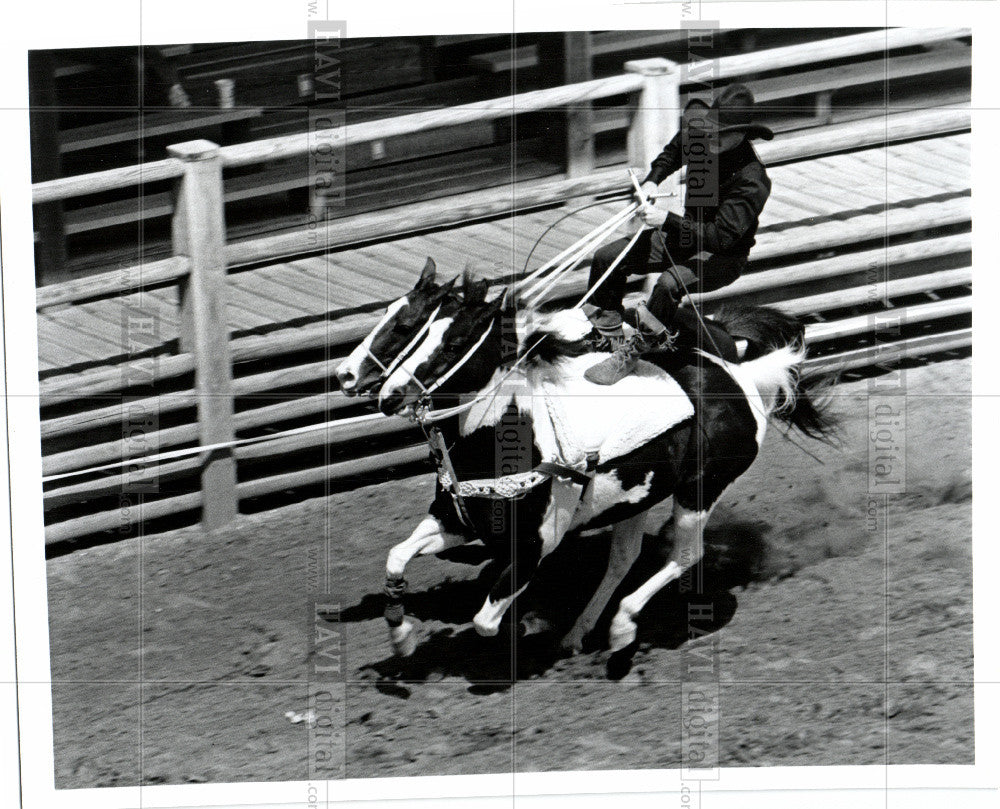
584,83,774,385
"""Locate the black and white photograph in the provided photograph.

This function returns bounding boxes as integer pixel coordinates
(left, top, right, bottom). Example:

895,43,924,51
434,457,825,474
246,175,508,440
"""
1,2,997,808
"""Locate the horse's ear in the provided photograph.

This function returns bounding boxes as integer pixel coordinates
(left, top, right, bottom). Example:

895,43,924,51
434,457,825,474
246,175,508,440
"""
461,267,487,304
415,257,436,289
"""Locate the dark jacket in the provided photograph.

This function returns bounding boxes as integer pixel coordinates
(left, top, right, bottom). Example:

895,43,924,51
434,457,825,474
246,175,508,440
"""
642,133,771,262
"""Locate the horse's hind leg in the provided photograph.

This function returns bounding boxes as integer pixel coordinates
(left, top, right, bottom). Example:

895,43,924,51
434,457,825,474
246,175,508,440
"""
472,539,542,637
608,500,713,652
473,480,581,637
561,509,647,654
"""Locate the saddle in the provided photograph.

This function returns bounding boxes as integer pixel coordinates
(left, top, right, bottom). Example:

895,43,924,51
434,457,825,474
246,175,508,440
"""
669,307,741,363
618,306,741,365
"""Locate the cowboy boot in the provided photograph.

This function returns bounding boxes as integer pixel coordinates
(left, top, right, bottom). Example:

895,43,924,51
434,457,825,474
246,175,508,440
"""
584,333,645,385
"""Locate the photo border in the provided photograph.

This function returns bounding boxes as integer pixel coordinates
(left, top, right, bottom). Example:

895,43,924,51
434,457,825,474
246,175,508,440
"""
2,1,997,807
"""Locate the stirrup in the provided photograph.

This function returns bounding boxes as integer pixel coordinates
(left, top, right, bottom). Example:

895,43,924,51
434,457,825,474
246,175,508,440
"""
586,328,626,353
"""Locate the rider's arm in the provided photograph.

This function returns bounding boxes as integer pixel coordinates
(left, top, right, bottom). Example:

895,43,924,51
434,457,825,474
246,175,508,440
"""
641,131,683,187
668,162,771,254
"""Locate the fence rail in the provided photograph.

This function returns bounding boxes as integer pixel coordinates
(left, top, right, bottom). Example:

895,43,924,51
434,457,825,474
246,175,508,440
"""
33,30,973,542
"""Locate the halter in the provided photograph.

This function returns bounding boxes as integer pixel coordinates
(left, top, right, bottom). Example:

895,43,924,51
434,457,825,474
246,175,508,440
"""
381,304,442,378
363,303,443,397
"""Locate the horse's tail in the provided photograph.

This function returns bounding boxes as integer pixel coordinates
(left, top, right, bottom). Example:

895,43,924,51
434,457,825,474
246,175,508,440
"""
713,303,839,445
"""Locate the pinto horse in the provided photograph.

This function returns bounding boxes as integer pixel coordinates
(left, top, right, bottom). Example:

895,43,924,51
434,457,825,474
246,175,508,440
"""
373,281,836,658
336,258,458,397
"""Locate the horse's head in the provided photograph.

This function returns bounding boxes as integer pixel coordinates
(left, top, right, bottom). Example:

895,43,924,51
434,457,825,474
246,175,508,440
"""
378,273,510,416
335,258,456,396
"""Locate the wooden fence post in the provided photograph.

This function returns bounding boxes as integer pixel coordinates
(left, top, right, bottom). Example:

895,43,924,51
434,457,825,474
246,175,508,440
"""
625,57,681,213
563,32,595,178
168,139,238,530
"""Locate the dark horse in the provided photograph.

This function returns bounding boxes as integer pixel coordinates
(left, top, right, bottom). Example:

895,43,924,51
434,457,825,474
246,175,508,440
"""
368,278,837,657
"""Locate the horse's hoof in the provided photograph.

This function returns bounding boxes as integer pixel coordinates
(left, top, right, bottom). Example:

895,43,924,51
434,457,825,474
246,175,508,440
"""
389,619,417,657
518,612,554,638
608,614,637,653
560,629,587,655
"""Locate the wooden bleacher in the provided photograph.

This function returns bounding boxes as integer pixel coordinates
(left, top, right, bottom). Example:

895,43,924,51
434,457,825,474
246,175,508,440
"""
33,29,972,282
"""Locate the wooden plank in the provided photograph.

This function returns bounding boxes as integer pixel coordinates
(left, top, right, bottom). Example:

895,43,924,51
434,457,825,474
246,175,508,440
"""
224,287,300,330
805,297,970,343
32,158,185,204
756,196,807,227
894,142,968,186
356,244,448,290
852,151,941,197
796,159,890,208
416,232,510,276
564,32,596,178
41,308,126,357
232,265,323,314
889,145,969,192
45,491,204,545
805,327,971,375
260,263,345,308
36,257,189,309
36,314,116,364
692,28,970,86
747,47,970,106
292,257,398,304
316,253,413,302
775,267,971,316
765,180,838,218
228,272,319,318
59,107,263,154
694,232,971,303
766,168,848,217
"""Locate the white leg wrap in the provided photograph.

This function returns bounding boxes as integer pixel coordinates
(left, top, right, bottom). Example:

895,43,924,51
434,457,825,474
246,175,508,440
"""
389,618,417,657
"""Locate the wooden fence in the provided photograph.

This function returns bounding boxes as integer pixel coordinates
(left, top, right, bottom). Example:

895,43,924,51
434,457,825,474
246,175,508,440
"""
34,28,972,543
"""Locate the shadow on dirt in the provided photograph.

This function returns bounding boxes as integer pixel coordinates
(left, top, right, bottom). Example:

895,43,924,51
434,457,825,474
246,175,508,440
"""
341,521,770,698
343,517,772,694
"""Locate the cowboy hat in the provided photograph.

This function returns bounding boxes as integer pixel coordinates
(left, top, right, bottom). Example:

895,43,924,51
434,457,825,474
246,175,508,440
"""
682,83,774,153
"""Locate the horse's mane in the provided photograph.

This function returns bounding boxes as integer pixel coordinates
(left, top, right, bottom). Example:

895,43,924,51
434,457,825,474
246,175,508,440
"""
516,308,595,366
521,330,594,364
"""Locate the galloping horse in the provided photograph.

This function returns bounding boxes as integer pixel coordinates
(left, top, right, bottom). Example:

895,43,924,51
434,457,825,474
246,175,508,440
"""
336,258,458,397
355,272,836,657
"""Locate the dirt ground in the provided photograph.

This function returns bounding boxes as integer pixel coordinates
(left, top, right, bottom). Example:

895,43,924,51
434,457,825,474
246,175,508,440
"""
46,357,974,787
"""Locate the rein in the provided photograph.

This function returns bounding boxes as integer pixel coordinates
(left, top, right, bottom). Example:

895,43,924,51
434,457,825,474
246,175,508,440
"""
402,194,646,525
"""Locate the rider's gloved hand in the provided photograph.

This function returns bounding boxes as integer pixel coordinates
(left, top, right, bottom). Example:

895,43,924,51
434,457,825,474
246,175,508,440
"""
639,205,668,228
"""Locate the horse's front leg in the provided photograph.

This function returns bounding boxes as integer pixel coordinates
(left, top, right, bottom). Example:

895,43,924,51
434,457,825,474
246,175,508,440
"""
385,515,464,656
